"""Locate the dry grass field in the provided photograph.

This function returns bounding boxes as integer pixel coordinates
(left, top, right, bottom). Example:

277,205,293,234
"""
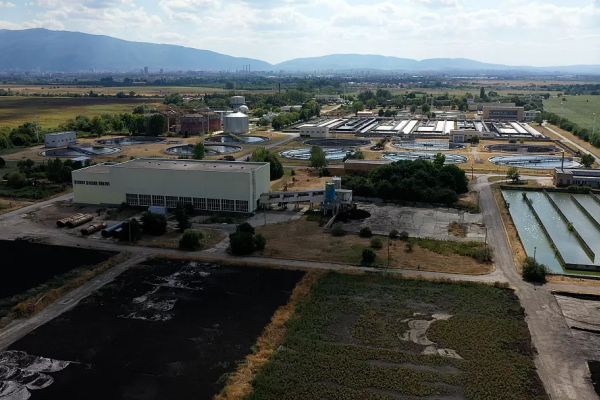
137,227,225,250
255,217,492,274
0,85,278,96
0,97,162,129
270,168,331,192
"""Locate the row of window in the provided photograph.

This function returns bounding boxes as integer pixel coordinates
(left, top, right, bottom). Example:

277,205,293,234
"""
74,180,110,186
125,194,249,213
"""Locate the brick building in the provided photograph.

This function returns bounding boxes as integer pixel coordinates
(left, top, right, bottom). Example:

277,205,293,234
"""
180,113,222,135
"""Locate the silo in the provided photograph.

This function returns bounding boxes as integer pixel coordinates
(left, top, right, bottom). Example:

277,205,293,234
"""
325,182,336,202
231,96,246,109
223,112,250,134
332,176,342,190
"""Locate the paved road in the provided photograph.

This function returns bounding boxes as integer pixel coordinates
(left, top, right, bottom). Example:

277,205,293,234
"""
235,132,298,161
543,122,599,162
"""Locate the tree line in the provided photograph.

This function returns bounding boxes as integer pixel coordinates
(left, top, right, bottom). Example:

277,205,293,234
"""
341,158,469,206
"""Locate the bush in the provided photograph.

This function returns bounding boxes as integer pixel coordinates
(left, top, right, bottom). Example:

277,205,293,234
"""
405,240,414,252
0,157,5,168
175,203,192,232
362,248,376,264
399,231,409,241
254,233,267,251
474,246,494,262
119,218,142,242
140,212,168,236
237,222,255,235
179,229,203,250
371,237,383,249
388,229,399,239
229,231,256,255
522,256,550,283
7,171,27,189
331,222,345,236
359,227,372,238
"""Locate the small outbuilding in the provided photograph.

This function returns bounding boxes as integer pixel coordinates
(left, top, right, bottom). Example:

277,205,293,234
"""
45,131,77,148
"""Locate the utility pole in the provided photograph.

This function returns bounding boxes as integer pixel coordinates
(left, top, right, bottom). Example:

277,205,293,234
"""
387,237,391,268
593,113,597,136
534,247,537,262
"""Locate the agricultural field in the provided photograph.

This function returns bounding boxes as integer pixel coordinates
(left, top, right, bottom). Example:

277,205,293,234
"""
544,95,600,131
248,272,546,400
0,85,275,96
0,97,162,129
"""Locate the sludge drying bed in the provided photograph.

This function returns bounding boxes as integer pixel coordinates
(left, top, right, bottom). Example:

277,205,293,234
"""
383,152,468,164
165,144,242,155
489,155,581,169
279,148,354,160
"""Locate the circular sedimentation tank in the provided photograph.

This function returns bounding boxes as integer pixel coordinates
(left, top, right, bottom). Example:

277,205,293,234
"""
205,135,269,144
383,152,468,164
165,144,242,156
483,143,563,154
489,155,582,169
393,140,466,151
279,148,354,160
96,137,166,146
41,145,122,158
304,138,371,147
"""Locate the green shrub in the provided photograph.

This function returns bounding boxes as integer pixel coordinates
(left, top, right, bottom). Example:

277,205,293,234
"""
140,212,168,236
179,229,203,250
229,231,255,255
370,237,383,249
237,222,255,235
119,218,142,241
7,171,27,189
399,231,409,241
331,222,345,236
388,229,399,239
474,246,494,262
522,256,550,283
254,233,267,251
362,248,376,264
359,226,372,238
405,240,414,252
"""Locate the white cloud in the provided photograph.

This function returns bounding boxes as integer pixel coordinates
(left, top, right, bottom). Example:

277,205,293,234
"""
0,1,16,7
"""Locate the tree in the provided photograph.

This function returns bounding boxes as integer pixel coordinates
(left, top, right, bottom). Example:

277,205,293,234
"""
522,256,550,283
179,229,203,250
433,153,446,168
46,158,64,183
410,104,417,113
7,171,27,189
175,203,192,232
0,157,5,168
370,237,383,249
480,87,486,100
193,142,205,160
250,147,284,180
141,212,168,236
362,248,376,264
119,218,142,242
581,153,594,168
309,146,328,170
378,109,385,117
507,166,520,184
359,227,372,238
421,103,431,114
90,116,107,137
148,114,166,136
229,223,266,255
351,101,365,114
365,99,377,110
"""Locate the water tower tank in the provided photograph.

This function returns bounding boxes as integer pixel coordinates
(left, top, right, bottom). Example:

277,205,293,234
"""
223,112,250,134
231,96,245,108
332,176,342,190
325,182,336,202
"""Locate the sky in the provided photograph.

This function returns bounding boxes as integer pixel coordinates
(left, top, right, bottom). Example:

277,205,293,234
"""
0,0,599,66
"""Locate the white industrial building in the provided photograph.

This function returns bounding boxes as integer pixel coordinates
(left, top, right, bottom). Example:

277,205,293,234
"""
298,124,329,138
45,131,77,148
223,111,250,134
71,159,270,213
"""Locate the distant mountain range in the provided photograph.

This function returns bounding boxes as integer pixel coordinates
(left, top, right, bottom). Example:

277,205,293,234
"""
1,29,599,74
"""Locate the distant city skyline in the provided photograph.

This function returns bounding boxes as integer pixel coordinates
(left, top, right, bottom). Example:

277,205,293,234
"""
0,0,599,66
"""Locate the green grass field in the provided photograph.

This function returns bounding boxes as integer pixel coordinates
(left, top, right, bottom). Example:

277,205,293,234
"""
248,272,546,400
0,85,275,96
543,95,600,131
0,97,162,130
